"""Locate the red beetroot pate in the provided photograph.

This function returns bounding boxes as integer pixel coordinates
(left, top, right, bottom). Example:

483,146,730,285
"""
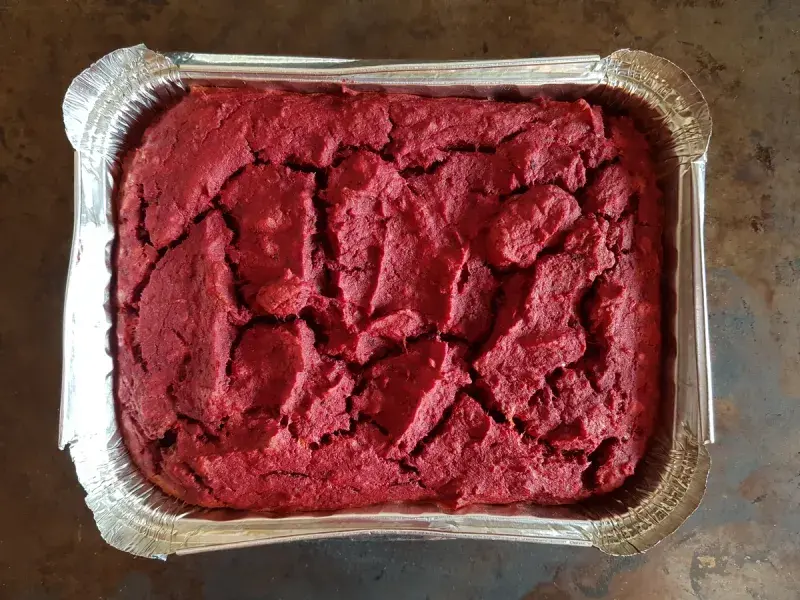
116,88,663,511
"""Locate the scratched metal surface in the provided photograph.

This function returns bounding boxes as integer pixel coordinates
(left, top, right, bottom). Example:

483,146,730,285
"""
3,0,799,598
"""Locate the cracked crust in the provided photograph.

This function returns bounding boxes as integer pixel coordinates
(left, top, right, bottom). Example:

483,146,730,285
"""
116,88,663,512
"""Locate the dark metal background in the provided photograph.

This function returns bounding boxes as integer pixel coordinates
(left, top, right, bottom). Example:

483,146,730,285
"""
2,0,798,597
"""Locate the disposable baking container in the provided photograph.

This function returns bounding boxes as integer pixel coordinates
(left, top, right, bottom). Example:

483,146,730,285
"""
61,45,713,558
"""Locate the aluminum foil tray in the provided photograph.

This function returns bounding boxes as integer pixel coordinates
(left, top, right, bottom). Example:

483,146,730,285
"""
61,45,713,558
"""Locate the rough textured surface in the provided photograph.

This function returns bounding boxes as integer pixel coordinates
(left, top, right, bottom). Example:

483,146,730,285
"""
4,0,800,598
118,89,661,511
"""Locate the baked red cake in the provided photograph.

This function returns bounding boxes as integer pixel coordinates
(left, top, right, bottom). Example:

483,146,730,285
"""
116,88,663,511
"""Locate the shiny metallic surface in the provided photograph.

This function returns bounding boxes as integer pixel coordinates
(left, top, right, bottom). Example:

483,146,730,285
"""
61,46,712,558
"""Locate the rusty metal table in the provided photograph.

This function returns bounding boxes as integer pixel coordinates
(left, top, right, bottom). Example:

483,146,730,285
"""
1,1,798,598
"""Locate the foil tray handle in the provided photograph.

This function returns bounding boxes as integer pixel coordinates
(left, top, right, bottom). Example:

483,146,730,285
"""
63,44,183,159
600,49,712,158
588,427,711,555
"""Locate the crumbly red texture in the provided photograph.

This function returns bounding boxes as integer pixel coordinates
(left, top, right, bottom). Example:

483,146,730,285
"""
117,88,663,512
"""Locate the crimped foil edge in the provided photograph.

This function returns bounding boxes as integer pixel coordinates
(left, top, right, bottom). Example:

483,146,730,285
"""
63,44,184,159
588,428,711,555
601,49,712,159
